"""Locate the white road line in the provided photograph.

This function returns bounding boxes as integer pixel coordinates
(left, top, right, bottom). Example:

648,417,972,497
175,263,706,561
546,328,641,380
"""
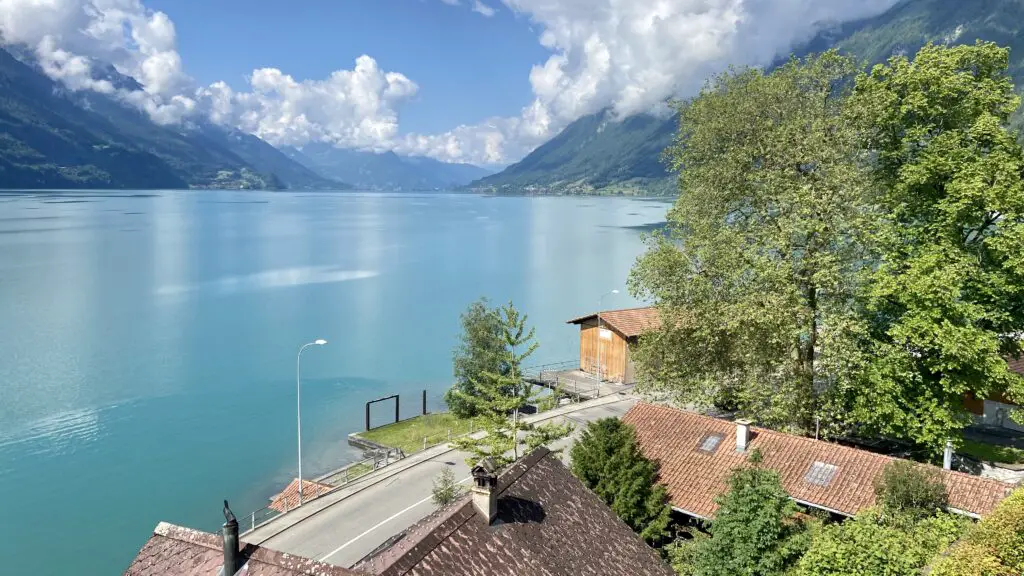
318,476,471,563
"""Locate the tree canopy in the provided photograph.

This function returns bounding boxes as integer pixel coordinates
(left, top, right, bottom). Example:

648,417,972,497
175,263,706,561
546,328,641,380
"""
631,41,1024,451
445,298,507,418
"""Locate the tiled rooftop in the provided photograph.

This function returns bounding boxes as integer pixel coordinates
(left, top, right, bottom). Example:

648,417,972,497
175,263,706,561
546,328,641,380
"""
567,307,660,338
623,403,1014,519
269,478,335,512
355,447,674,576
123,522,360,576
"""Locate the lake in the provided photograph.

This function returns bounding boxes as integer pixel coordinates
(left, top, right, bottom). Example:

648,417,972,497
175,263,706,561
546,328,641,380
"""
0,190,668,574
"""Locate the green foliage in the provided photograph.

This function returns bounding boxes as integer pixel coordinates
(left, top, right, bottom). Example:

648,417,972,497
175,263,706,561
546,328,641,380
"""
569,418,671,544
873,460,950,520
629,51,872,432
929,487,1024,576
430,466,463,508
449,302,571,467
690,462,813,576
664,530,709,576
835,41,1024,454
795,508,966,576
445,298,507,418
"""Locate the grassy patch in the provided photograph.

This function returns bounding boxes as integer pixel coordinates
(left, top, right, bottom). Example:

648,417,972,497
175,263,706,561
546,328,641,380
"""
358,413,476,455
959,439,1024,464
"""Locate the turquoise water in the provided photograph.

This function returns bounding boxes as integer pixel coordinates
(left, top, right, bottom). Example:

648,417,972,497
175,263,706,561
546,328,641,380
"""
0,190,666,575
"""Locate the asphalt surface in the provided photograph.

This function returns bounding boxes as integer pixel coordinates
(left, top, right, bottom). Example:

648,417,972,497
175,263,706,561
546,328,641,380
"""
247,396,637,568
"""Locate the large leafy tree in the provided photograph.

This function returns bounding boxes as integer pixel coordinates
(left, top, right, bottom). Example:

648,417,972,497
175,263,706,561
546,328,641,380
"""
569,418,671,544
450,302,571,467
839,41,1024,453
691,455,814,576
445,298,506,418
629,51,872,431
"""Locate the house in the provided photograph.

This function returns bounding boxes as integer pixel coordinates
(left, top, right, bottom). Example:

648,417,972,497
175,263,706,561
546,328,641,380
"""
622,402,1014,520
566,307,660,384
353,446,673,576
965,356,1024,433
123,447,673,576
124,512,361,576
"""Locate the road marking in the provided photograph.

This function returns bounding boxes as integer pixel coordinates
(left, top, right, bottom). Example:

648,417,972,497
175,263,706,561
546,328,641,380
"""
318,476,471,563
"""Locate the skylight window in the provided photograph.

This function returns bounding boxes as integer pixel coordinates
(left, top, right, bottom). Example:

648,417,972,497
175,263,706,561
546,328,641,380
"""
697,433,724,453
804,462,839,487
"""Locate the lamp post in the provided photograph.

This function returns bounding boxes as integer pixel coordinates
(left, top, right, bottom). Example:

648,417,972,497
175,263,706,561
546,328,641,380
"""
596,290,619,386
296,339,327,505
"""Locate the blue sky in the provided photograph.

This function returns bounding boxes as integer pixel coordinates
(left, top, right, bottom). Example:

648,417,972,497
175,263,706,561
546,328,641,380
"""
146,0,550,135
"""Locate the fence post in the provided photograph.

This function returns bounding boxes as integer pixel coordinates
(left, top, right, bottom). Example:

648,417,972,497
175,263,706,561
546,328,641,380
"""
422,389,427,415
423,436,427,451
447,429,451,442
251,511,256,532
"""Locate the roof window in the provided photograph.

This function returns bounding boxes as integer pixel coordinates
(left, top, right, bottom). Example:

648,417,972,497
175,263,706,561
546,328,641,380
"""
804,461,838,487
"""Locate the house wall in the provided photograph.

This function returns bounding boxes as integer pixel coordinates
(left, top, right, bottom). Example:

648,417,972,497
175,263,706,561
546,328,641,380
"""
578,319,629,383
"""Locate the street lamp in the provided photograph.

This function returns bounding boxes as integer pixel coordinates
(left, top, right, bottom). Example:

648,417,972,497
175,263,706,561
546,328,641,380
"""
596,290,619,385
296,338,327,505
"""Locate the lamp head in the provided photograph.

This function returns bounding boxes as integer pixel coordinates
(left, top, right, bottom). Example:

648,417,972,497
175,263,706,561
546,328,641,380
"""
314,339,327,346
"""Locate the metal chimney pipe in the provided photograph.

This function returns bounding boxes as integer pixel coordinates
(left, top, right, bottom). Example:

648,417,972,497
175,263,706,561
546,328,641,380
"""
943,440,953,470
222,500,240,576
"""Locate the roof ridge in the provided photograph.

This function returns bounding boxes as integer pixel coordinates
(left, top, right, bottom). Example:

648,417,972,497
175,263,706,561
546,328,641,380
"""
633,403,1013,491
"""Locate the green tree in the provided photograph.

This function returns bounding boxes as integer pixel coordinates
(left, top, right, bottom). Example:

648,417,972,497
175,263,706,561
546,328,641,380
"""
796,508,966,576
629,51,872,432
840,41,1024,454
569,418,671,544
431,466,463,508
445,298,506,418
450,302,571,467
873,460,949,520
692,457,813,576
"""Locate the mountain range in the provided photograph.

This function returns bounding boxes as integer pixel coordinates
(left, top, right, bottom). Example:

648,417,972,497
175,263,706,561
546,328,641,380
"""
2,0,1023,193
0,47,490,191
470,0,1024,196
282,143,492,191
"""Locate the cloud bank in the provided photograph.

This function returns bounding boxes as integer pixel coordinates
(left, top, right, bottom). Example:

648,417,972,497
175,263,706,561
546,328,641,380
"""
0,0,900,165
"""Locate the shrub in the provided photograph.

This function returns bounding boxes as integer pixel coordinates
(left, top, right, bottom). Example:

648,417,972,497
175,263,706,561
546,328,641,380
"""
795,508,966,576
431,466,463,508
873,460,948,519
929,487,1024,576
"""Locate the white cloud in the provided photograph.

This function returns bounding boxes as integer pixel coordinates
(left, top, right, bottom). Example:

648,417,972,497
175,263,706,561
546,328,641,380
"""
401,0,901,164
472,1,496,17
0,0,902,166
199,57,418,149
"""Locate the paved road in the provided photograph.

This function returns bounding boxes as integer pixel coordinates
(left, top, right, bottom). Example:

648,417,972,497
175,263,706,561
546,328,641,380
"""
246,396,637,568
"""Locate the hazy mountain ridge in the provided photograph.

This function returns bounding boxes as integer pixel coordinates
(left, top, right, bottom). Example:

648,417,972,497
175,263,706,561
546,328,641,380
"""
472,0,1024,196
283,143,492,191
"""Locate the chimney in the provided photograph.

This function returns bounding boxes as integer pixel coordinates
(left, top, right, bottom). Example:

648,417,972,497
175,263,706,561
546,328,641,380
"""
735,419,752,453
943,439,954,470
222,500,240,576
470,458,499,524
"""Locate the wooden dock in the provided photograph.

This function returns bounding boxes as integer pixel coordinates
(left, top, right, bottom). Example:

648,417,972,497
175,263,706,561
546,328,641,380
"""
524,361,632,401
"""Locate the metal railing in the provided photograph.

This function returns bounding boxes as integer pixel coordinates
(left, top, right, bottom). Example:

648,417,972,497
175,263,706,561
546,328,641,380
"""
239,371,591,535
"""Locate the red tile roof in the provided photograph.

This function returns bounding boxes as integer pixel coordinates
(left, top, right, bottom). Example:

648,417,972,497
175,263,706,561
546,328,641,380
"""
269,478,334,512
567,307,660,338
123,522,360,576
623,403,1014,519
